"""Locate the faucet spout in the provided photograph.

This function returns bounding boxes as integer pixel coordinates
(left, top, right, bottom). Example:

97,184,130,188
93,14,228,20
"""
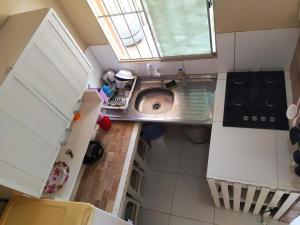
147,63,161,77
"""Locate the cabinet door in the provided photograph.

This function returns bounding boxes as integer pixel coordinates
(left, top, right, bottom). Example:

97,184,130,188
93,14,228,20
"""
13,12,91,120
13,43,81,120
0,74,68,197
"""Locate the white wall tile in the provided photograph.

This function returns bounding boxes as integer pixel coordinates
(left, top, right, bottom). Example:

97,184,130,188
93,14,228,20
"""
88,33,234,76
89,45,143,75
235,28,300,71
217,72,227,80
138,60,183,76
183,33,235,74
90,45,183,76
89,28,299,76
85,48,103,88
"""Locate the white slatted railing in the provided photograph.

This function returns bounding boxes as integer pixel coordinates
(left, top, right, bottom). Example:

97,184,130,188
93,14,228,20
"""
207,179,300,220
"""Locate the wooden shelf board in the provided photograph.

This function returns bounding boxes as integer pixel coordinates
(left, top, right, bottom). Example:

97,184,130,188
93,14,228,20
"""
43,91,101,200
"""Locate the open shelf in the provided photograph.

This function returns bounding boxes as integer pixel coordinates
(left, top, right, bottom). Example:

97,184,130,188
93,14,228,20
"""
42,90,101,200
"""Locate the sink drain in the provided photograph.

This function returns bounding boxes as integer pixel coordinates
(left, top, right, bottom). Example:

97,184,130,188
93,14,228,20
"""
152,102,161,110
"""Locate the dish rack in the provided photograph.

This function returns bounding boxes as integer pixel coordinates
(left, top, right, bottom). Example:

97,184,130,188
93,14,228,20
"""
101,76,137,110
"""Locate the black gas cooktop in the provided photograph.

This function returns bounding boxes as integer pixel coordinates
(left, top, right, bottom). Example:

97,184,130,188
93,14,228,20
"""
223,71,289,130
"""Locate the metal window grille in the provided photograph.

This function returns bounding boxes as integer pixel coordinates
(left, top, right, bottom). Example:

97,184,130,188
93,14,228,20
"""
88,0,216,61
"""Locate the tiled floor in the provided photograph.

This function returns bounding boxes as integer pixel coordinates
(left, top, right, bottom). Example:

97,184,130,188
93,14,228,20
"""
138,125,288,225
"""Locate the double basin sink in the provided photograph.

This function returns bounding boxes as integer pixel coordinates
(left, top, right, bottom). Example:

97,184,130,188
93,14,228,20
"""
103,75,216,125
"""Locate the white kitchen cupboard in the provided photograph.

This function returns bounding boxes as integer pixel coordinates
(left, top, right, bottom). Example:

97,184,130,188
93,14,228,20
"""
0,8,92,197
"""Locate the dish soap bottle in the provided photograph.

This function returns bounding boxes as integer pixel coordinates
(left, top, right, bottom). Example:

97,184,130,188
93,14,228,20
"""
177,66,186,79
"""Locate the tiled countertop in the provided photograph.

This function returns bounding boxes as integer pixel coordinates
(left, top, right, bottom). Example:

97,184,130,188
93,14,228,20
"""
75,121,141,214
207,72,300,191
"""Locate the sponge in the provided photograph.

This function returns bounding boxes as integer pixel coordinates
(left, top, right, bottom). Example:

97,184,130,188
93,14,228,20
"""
165,80,177,89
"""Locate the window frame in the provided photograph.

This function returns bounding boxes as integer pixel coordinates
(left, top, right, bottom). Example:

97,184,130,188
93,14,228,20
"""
87,0,217,62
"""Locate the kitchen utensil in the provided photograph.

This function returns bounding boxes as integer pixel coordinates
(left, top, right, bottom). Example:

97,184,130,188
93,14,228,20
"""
108,97,127,107
125,79,134,90
102,70,115,84
295,165,300,177
72,111,80,121
102,85,113,97
97,113,111,131
290,127,300,145
44,161,69,193
115,78,127,89
99,89,109,103
287,104,298,119
91,124,100,140
83,141,104,165
287,97,300,126
165,80,177,89
293,150,300,164
115,70,134,80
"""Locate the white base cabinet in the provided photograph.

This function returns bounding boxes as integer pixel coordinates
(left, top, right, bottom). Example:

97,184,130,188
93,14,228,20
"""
0,8,92,197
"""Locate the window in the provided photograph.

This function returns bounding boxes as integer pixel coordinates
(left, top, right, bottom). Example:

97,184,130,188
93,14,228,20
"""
87,0,216,62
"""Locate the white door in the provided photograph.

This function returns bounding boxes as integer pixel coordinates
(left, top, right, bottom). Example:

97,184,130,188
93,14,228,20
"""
0,74,68,197
92,208,131,225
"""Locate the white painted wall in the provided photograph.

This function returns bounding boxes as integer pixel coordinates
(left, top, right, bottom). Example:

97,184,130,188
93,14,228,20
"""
235,28,299,71
87,28,300,76
85,48,103,88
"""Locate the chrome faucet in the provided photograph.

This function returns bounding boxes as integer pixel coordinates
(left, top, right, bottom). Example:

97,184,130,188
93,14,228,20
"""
146,63,164,87
147,63,160,77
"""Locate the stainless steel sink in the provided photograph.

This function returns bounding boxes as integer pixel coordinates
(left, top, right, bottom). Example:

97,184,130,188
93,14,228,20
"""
103,75,217,125
135,87,174,114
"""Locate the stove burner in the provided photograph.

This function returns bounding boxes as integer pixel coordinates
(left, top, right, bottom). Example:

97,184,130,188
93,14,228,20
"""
263,72,281,85
265,100,278,108
231,87,248,107
232,73,248,85
223,71,289,130
232,100,244,106
262,86,282,108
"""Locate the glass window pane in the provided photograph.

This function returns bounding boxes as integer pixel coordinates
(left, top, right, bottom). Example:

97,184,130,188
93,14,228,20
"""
143,0,212,57
102,0,141,14
110,13,158,59
101,0,120,15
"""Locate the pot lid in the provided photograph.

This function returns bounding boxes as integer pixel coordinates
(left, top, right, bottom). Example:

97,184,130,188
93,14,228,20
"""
115,70,134,80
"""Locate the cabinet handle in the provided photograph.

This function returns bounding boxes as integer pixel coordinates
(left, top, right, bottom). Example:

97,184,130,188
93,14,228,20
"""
60,128,72,146
5,67,13,74
65,149,74,159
